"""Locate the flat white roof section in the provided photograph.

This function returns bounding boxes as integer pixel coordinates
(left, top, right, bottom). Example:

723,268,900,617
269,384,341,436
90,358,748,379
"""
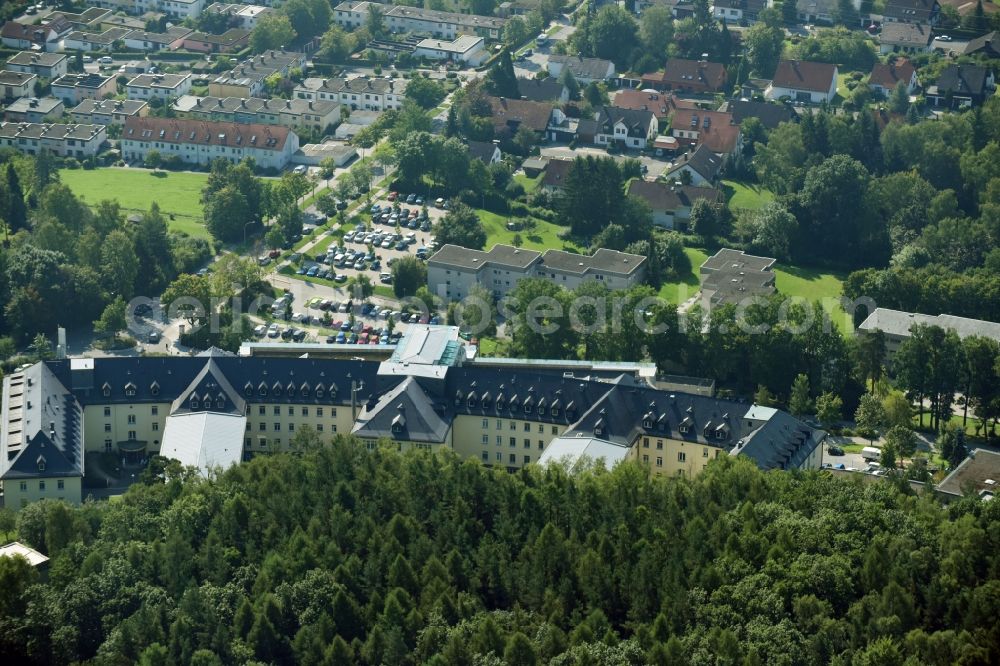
160,412,245,476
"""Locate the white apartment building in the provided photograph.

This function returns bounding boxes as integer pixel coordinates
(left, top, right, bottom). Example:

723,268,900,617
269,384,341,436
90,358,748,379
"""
127,73,193,102
414,35,488,66
294,75,407,111
334,1,506,39
0,122,107,158
71,99,149,125
173,94,340,131
427,244,648,301
122,116,299,170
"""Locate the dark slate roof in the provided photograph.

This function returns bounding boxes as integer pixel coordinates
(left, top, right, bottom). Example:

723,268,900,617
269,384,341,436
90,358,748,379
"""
548,55,614,80
963,31,1000,57
565,377,749,448
169,357,247,416
488,95,553,132
516,76,566,102
730,409,825,471
596,106,655,139
670,144,723,181
352,376,451,442
727,99,796,129
934,64,991,96
467,140,499,162
1,363,83,480
46,356,380,408
882,0,939,22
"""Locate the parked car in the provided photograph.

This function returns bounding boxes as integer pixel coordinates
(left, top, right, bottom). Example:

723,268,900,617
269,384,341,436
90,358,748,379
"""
253,324,267,337
828,445,845,456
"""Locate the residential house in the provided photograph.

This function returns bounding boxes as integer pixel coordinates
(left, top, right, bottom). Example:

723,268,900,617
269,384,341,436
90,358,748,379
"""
99,14,148,32
765,60,838,104
209,50,307,98
796,0,859,23
0,70,37,101
333,2,506,39
882,0,940,23
180,28,250,53
936,449,1000,501
547,55,616,84
487,95,554,139
725,99,797,129
428,244,647,301
859,307,1000,362
54,7,112,31
594,106,658,149
51,73,116,105
203,3,276,29
71,99,149,125
540,157,573,194
963,31,1000,58
127,73,192,102
627,180,723,230
652,58,728,94
0,542,50,571
1,20,65,51
467,140,501,164
879,22,933,54
925,64,995,107
711,0,767,22
517,77,569,103
521,155,547,177
122,116,299,169
669,109,741,156
664,144,724,186
4,96,64,123
0,339,823,506
173,95,340,131
868,58,918,96
62,27,131,52
5,51,68,79
699,248,776,313
0,121,107,158
613,89,695,124
294,76,408,111
123,27,192,52
414,35,488,66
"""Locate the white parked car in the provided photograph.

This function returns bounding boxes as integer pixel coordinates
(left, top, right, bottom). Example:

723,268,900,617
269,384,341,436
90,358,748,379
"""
253,324,267,336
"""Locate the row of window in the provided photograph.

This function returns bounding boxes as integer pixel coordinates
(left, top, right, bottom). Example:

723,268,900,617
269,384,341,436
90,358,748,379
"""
482,419,559,435
19,479,65,491
482,451,532,465
481,435,546,450
105,422,157,433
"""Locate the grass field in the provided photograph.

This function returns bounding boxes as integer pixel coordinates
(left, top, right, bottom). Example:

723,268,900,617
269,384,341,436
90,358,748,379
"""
722,180,774,211
657,247,709,305
773,263,851,334
60,168,210,239
478,208,581,253
513,173,543,194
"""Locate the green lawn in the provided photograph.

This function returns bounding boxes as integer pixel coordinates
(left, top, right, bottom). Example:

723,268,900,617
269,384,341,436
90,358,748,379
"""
60,168,210,239
513,173,542,195
773,263,851,335
478,208,581,253
722,180,774,211
657,247,709,305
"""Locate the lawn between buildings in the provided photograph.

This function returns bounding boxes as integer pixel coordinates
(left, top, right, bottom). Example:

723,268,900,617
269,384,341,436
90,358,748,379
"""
59,167,211,239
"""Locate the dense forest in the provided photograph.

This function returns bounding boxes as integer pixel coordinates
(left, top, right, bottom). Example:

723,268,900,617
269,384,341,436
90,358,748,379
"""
1,433,998,665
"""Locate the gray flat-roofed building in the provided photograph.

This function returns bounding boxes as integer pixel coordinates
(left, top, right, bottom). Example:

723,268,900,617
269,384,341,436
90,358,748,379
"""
699,248,777,313
859,307,1000,361
4,96,64,123
427,243,645,300
5,51,68,79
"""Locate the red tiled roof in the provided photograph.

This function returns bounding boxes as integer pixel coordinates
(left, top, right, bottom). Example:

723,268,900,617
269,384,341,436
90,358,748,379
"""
612,89,695,120
487,95,553,133
670,109,740,154
661,58,728,91
123,117,291,151
869,59,916,89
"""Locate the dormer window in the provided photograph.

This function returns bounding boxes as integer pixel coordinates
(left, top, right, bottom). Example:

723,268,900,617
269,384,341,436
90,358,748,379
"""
301,383,310,397
496,396,505,411
316,387,325,398
551,407,559,417
216,394,225,409
150,382,160,396
37,459,45,472
287,383,296,397
190,397,199,409
468,396,477,408
454,391,463,407
102,383,111,398
643,418,653,429
524,403,532,415
272,382,283,395
245,383,254,397
594,418,604,437
125,382,136,397
259,383,268,397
